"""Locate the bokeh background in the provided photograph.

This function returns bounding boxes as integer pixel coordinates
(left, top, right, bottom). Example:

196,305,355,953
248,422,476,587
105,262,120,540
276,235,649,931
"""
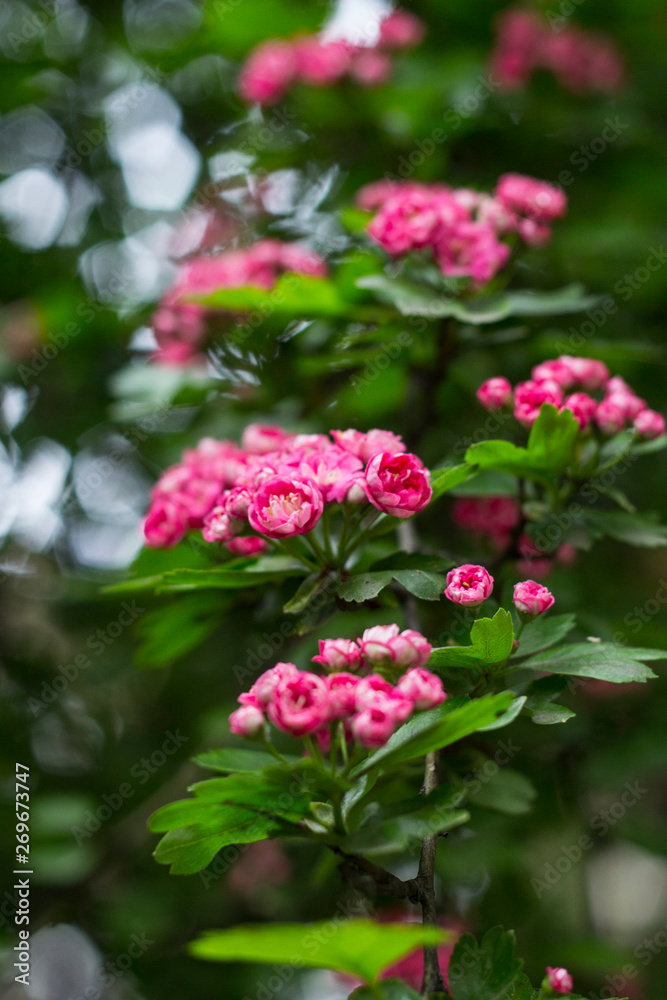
0,1,666,998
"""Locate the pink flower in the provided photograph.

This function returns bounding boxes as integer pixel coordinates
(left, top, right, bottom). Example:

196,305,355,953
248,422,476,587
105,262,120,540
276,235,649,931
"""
355,180,406,211
634,409,666,439
144,499,187,548
226,536,269,556
332,428,405,461
202,506,242,544
545,967,574,994
242,423,293,455
514,378,564,427
248,475,323,538
561,392,597,429
229,704,265,737
496,174,567,223
299,446,364,503
238,40,295,104
513,580,555,616
559,355,610,390
293,37,351,85
396,668,446,710
247,662,299,705
531,358,576,388
435,220,511,284
367,188,444,255
359,624,432,669
364,451,432,518
326,672,361,717
378,9,425,48
594,395,628,435
445,564,494,607
355,675,413,721
223,485,253,519
351,689,412,747
476,376,513,411
349,48,391,86
312,638,363,672
452,496,519,536
268,671,330,737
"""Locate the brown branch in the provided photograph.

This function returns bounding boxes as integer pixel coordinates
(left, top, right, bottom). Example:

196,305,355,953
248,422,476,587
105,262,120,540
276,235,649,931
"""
417,750,446,994
333,847,421,902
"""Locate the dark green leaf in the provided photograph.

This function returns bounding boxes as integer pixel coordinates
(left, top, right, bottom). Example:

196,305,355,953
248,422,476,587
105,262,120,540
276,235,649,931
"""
512,614,577,658
188,920,447,982
520,642,659,683
283,571,336,614
338,571,394,602
134,594,222,668
194,748,300,773
582,510,667,547
448,926,522,1000
467,769,536,815
392,569,447,600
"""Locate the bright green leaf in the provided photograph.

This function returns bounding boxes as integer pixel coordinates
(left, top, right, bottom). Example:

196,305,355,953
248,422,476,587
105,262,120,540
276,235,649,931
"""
429,610,514,671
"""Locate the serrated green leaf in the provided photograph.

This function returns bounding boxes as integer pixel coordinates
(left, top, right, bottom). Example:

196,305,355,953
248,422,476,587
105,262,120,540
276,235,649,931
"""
152,809,281,875
188,920,447,982
448,926,522,1000
429,610,514,671
284,571,335,614
465,406,578,483
392,569,447,600
352,692,514,777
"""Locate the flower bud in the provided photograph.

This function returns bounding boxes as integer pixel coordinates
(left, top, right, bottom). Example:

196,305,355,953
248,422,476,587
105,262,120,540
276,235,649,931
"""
513,580,555,617
445,564,494,607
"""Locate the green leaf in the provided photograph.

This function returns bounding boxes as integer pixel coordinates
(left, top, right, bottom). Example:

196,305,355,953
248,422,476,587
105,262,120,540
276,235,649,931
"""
349,979,423,999
134,594,222,668
187,770,314,823
465,406,578,484
357,277,597,325
429,610,514,671
344,786,470,854
152,808,281,875
104,555,306,595
582,509,667,547
392,569,448,600
338,571,394,602
448,926,522,1000
195,274,350,318
430,464,477,500
283,571,336,614
527,704,575,725
467,769,536,816
512,614,577,658
519,642,659,683
188,920,447,983
193,748,300,773
478,696,526,731
352,692,515,777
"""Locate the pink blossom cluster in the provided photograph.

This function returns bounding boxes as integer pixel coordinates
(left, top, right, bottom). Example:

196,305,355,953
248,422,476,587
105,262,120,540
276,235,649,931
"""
451,496,576,578
152,239,328,365
143,426,432,550
356,173,566,285
491,7,624,94
238,10,424,104
229,626,444,749
545,965,574,994
477,356,665,437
